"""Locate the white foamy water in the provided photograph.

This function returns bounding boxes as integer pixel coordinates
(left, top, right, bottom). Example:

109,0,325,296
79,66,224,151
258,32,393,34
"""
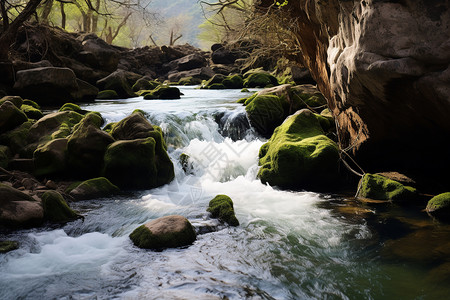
0,87,382,300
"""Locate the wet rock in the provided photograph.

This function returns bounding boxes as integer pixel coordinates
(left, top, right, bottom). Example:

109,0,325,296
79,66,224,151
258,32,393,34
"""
129,215,196,250
69,177,119,200
0,183,44,227
142,85,180,100
41,190,80,223
258,109,340,191
207,194,239,226
179,153,194,175
426,192,450,221
0,241,19,253
0,101,28,134
356,173,418,203
110,112,154,140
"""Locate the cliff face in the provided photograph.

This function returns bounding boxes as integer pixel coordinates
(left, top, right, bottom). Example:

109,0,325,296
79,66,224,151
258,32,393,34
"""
263,0,450,182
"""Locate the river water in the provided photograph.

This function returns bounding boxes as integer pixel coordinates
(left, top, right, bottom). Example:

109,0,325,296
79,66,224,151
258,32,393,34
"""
1,87,449,299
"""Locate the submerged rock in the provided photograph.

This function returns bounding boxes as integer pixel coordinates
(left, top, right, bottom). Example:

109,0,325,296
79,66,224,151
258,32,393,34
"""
426,192,450,221
207,194,239,226
129,215,196,250
0,241,19,253
69,177,119,200
258,109,340,191
41,190,80,223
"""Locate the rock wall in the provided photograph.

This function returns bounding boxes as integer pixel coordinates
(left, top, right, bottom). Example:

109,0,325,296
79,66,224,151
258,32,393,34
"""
261,0,450,183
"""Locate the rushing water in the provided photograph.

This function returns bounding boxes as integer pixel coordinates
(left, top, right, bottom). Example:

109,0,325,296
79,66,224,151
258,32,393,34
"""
1,87,450,299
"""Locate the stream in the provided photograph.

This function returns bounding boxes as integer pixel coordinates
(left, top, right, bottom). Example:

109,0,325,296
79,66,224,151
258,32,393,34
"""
1,87,449,299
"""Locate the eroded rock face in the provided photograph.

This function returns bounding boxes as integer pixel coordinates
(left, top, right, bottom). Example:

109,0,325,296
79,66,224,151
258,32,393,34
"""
263,0,450,183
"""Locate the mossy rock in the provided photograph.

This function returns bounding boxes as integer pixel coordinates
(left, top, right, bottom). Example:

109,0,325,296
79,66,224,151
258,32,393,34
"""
143,85,181,100
0,101,28,134
356,173,418,202
21,104,43,120
0,120,34,156
202,74,225,89
258,109,340,191
96,71,137,98
243,72,279,88
179,153,194,174
0,96,23,108
109,112,154,140
33,138,68,177
129,215,196,250
426,192,450,220
241,88,250,93
0,241,19,253
245,94,288,137
97,90,119,100
207,194,239,226
41,190,80,223
103,137,174,189
132,78,160,92
0,145,10,168
222,74,244,89
69,177,120,200
177,77,202,85
23,99,40,109
207,83,226,89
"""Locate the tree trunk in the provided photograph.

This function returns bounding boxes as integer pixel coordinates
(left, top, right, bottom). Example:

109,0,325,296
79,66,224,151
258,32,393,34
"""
0,0,43,61
40,0,54,24
91,0,101,33
60,2,66,29
1,0,9,32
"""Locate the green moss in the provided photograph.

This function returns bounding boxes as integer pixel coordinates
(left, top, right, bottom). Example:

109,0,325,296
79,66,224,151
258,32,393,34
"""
258,110,340,190
0,120,34,155
222,74,244,89
41,190,80,223
207,83,226,89
97,90,119,99
103,122,116,133
33,138,68,177
0,240,19,253
143,85,181,100
0,96,23,108
357,173,418,202
59,103,82,112
241,88,250,93
129,218,196,250
245,94,288,137
132,78,160,92
21,104,43,120
243,72,279,88
207,194,239,226
0,100,28,134
426,192,450,219
69,177,119,200
65,181,83,193
23,99,40,109
177,77,202,86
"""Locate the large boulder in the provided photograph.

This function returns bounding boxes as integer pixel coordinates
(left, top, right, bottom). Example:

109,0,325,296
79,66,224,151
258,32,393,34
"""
0,183,43,227
0,101,28,134
41,190,80,223
426,192,450,220
356,173,418,202
80,36,119,72
260,1,450,183
163,53,207,72
72,79,99,102
33,138,68,177
207,195,239,226
0,95,23,108
243,71,279,88
13,67,79,105
258,109,340,191
69,177,120,200
103,135,174,189
211,47,240,65
110,112,154,140
129,215,196,250
67,113,115,178
245,94,288,137
142,85,181,100
0,120,34,156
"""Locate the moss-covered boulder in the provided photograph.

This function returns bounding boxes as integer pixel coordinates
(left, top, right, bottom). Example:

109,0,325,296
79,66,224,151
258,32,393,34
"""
245,94,288,137
207,194,239,226
222,74,244,89
0,101,28,134
41,190,80,223
69,177,120,200
59,103,82,113
67,113,115,178
103,136,174,189
33,138,68,177
176,77,202,85
97,90,119,99
23,99,40,109
0,120,34,156
143,85,181,100
129,215,196,250
258,109,340,191
21,104,43,120
0,95,23,108
96,70,137,98
132,78,160,92
0,145,10,168
110,112,154,140
356,173,418,202
0,241,19,253
290,85,328,110
243,72,279,88
426,192,450,220
0,183,44,227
